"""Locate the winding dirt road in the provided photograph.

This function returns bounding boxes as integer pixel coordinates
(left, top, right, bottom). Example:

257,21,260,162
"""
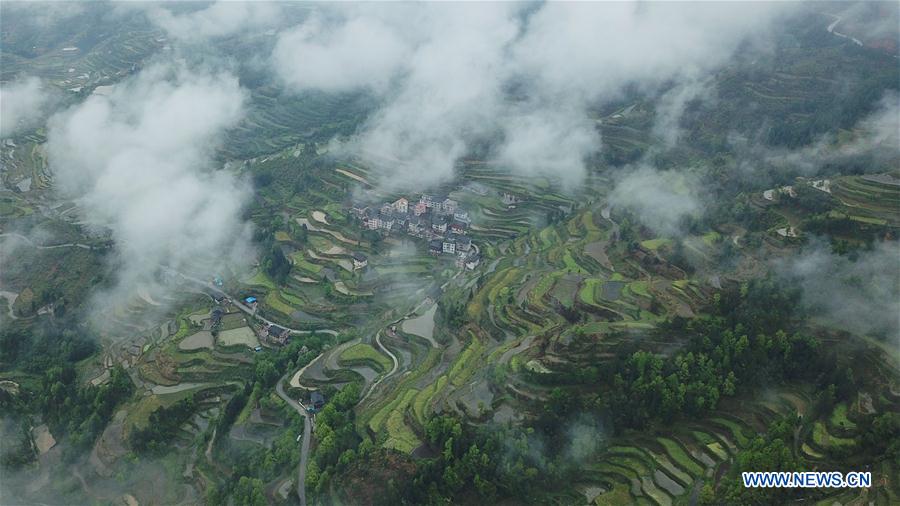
826,14,863,47
361,329,400,404
0,232,93,250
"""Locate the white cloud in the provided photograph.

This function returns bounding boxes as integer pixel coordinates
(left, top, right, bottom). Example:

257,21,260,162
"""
142,1,283,42
271,2,791,189
609,166,702,236
0,77,57,138
273,14,410,93
2,1,86,29
781,240,900,342
497,106,599,186
46,62,253,322
652,77,714,148
763,91,900,173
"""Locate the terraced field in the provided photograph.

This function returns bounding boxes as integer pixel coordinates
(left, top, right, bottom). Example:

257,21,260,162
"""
829,174,900,226
4,7,900,506
338,343,391,372
579,388,817,505
320,174,729,465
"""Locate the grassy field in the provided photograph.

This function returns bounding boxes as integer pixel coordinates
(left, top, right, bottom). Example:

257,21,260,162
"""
265,291,295,316
179,331,214,351
812,421,856,449
593,483,632,505
829,403,857,430
640,238,673,250
291,252,324,274
338,343,391,372
246,271,277,289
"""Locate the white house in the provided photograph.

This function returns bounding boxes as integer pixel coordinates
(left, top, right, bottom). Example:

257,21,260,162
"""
364,212,382,230
351,252,368,270
393,197,408,214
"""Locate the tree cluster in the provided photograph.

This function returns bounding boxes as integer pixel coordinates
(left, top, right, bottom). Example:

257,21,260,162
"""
306,382,361,495
600,279,820,429
129,395,197,454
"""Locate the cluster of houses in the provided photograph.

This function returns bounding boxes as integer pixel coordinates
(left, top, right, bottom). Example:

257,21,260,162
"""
351,194,481,269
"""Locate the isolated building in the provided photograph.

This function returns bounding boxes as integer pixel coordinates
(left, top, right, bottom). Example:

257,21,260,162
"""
267,324,290,345
351,252,368,270
501,192,521,206
310,390,326,410
210,308,224,327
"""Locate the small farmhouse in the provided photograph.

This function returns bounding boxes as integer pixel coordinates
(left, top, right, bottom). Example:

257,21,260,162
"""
309,390,326,412
351,252,368,270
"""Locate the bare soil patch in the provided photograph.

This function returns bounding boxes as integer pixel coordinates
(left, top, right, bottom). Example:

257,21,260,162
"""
179,331,214,350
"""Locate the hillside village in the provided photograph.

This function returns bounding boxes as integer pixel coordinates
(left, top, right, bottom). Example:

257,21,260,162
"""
351,193,481,270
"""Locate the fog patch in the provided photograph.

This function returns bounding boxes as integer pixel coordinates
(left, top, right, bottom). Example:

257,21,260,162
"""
652,77,715,148
764,91,900,174
496,105,598,187
273,13,409,94
609,167,702,237
140,1,284,42
45,62,254,329
1,1,86,29
272,3,790,190
778,239,900,343
563,415,608,464
0,77,59,138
